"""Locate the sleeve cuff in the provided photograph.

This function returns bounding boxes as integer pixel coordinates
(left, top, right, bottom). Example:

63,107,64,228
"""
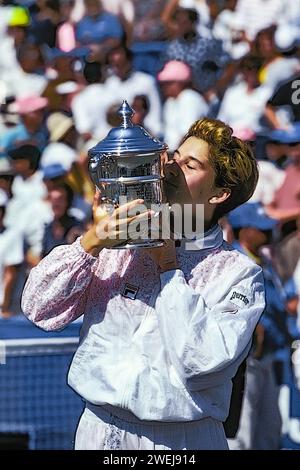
73,236,99,265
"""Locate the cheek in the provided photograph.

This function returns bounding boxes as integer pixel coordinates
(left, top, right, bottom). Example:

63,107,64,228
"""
186,174,212,202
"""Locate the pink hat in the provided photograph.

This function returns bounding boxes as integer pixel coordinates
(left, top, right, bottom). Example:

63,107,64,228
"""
9,96,48,115
157,60,191,82
233,127,256,141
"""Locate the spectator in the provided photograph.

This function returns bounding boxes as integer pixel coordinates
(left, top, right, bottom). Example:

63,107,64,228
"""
105,45,163,137
250,132,286,207
29,0,61,48
41,112,78,170
268,125,300,223
252,26,299,94
75,0,124,61
157,60,208,150
42,112,91,222
0,190,24,319
162,6,230,93
56,0,77,52
265,73,300,130
9,42,48,99
0,5,32,99
217,55,272,137
132,0,168,42
4,144,52,266
41,183,84,258
131,95,150,128
71,60,110,141
42,48,77,112
228,202,288,450
101,0,134,45
0,96,49,153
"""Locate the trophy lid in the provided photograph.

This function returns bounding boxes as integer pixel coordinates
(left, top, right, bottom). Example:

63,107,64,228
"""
89,100,167,156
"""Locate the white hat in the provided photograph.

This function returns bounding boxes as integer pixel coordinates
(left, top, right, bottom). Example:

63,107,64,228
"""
41,142,77,171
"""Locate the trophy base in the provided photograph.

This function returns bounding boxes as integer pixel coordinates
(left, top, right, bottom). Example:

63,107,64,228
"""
111,239,165,249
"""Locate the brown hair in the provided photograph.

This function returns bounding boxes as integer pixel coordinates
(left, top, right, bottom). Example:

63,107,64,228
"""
181,118,258,222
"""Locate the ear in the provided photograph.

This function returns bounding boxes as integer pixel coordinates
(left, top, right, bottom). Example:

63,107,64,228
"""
209,188,231,205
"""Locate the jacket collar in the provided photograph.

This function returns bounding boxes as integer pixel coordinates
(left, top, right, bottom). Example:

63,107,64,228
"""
178,224,224,252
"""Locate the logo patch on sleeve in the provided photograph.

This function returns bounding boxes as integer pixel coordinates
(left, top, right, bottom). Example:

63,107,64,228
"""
229,291,250,308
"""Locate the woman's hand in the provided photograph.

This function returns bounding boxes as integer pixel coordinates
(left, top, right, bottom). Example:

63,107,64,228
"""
81,190,153,257
147,239,178,273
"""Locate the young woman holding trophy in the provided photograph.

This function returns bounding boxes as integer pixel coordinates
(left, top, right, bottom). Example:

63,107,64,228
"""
22,106,265,450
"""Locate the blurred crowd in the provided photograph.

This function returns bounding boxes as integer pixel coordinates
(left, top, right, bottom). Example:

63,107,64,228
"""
1,0,300,450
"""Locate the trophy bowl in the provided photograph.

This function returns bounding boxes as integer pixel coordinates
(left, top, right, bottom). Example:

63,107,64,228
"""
88,100,168,249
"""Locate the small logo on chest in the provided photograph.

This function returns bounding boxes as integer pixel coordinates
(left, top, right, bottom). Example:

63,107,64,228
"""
121,283,139,300
230,291,249,305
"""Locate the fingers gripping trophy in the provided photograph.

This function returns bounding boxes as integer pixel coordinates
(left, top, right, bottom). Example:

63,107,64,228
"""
88,100,168,249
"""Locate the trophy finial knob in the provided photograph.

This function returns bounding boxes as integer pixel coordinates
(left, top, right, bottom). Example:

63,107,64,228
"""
118,100,134,128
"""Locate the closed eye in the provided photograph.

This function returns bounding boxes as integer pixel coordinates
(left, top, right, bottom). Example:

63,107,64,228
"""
186,163,197,170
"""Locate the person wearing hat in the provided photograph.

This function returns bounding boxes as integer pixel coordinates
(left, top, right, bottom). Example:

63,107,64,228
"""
227,202,291,449
0,188,24,319
0,95,49,153
41,112,77,169
158,60,208,151
41,112,92,222
22,117,265,450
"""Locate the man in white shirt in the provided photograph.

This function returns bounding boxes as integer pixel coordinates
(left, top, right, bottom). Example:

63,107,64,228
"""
71,61,111,141
105,45,163,137
158,60,209,151
218,55,272,137
22,118,265,450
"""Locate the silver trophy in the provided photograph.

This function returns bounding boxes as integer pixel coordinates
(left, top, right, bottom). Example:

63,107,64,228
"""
88,100,168,249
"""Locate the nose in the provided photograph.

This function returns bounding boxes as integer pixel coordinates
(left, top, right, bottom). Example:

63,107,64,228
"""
168,152,184,168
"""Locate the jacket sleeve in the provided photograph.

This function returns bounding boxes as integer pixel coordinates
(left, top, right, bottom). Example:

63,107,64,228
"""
21,237,98,331
156,264,265,390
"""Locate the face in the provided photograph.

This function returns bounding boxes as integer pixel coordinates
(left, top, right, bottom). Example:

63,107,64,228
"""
48,188,68,219
84,0,102,17
174,11,195,37
266,142,286,161
108,50,131,80
11,159,31,176
160,81,185,98
286,143,300,163
163,137,222,223
22,110,44,130
19,45,42,74
258,32,275,58
242,69,259,88
241,227,272,249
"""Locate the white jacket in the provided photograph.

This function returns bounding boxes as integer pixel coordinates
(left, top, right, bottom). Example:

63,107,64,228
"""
22,225,265,422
